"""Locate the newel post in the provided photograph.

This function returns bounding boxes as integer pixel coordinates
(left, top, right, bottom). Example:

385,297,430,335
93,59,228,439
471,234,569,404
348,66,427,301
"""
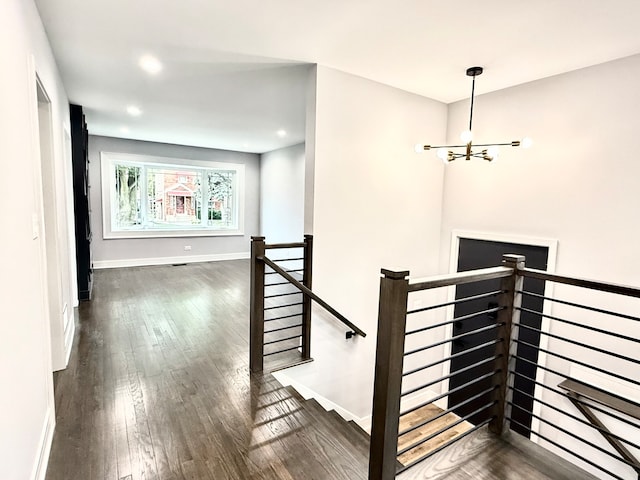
301,234,314,360
489,254,525,435
250,236,266,373
369,269,410,480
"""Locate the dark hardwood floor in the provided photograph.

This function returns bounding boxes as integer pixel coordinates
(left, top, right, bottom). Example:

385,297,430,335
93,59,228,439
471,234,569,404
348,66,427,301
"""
396,427,600,480
45,260,369,480
45,259,600,480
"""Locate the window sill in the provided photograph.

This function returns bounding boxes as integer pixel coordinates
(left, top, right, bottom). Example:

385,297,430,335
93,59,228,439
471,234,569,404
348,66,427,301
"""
103,229,245,239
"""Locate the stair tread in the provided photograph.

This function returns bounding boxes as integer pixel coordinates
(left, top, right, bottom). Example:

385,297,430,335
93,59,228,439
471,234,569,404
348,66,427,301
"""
254,377,368,478
347,420,371,441
328,412,371,455
299,398,371,460
328,411,370,443
283,384,308,403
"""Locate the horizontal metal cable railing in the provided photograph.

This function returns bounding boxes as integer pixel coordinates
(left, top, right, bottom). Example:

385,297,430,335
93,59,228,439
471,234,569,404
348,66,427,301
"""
250,235,366,373
368,256,640,480
250,236,309,372
368,257,521,480
502,267,640,480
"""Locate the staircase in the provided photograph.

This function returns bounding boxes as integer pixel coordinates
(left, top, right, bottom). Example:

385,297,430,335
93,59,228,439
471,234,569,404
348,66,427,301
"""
255,373,370,479
276,373,600,480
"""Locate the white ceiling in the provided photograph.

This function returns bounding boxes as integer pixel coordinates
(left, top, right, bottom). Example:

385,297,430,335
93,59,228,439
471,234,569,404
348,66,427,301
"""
35,0,640,153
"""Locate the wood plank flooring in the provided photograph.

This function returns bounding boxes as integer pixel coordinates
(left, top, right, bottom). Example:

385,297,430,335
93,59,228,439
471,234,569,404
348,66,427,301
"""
396,428,600,480
45,261,369,480
45,259,600,480
397,403,472,467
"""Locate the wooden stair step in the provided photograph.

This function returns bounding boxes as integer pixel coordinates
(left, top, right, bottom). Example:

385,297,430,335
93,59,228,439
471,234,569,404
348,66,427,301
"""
268,357,314,373
326,410,371,456
347,420,371,443
281,387,370,457
299,397,371,462
254,380,368,479
282,385,309,404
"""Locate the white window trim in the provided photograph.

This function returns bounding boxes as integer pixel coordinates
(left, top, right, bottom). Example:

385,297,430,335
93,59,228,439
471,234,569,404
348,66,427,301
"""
100,151,245,239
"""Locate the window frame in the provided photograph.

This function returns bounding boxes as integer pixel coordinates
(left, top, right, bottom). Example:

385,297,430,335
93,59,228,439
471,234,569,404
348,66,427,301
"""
100,151,245,239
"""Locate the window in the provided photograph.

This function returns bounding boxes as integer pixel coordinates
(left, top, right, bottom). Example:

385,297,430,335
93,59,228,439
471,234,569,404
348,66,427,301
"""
101,152,244,238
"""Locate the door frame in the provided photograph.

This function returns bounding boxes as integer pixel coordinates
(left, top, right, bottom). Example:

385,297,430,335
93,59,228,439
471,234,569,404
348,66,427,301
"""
444,229,558,442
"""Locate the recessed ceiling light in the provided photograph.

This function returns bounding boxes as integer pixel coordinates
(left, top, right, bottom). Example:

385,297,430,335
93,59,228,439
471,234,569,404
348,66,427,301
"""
276,129,287,138
120,126,130,134
139,55,162,75
126,105,142,116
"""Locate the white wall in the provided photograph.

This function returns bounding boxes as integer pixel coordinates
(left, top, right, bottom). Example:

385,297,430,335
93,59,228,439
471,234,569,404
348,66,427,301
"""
260,143,305,242
304,65,317,234
441,55,640,283
88,135,260,268
278,59,640,476
278,66,448,419
440,55,640,479
0,0,74,478
30,4,76,374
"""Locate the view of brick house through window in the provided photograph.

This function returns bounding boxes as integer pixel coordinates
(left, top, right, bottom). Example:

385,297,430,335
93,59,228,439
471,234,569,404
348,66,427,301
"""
110,158,239,234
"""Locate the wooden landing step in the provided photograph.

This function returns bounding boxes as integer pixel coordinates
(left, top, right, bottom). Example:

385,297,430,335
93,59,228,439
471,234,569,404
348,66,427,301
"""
395,427,600,480
268,356,314,373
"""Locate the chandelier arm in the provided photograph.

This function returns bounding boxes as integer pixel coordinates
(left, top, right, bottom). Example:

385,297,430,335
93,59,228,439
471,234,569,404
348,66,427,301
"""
472,141,521,147
426,141,520,150
426,144,470,149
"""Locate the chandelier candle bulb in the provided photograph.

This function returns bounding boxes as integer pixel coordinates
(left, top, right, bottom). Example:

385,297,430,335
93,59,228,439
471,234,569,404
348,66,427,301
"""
138,55,163,75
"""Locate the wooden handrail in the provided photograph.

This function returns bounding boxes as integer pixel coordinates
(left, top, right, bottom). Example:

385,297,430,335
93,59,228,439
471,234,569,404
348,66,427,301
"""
559,378,640,474
265,241,306,249
521,268,640,298
559,378,640,421
259,255,366,338
408,266,513,292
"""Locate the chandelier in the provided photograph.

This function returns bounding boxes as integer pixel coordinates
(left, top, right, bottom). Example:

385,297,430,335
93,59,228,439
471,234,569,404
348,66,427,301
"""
416,66,532,162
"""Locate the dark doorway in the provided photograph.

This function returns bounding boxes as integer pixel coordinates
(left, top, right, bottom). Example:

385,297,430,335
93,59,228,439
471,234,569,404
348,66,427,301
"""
448,237,549,438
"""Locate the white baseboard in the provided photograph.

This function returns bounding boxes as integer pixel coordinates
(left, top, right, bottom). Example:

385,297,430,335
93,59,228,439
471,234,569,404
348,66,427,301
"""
31,407,55,480
93,251,250,269
273,372,368,427
63,308,76,366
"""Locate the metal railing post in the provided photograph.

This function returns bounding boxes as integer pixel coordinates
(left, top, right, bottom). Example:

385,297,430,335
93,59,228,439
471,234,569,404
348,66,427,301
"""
301,234,313,360
250,236,266,372
489,254,525,435
369,269,410,480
